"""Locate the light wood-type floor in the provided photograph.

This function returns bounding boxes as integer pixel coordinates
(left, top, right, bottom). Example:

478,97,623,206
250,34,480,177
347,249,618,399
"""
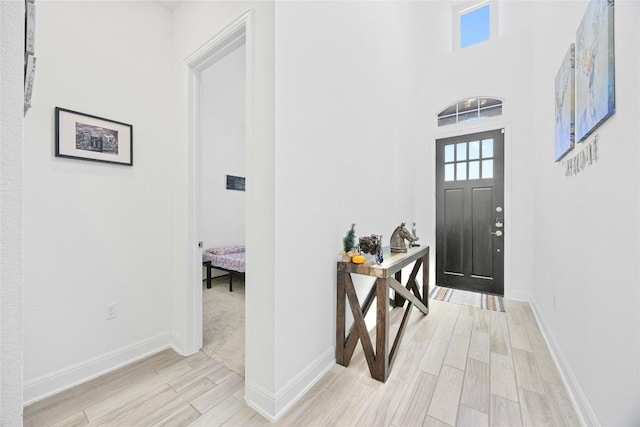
23,299,581,426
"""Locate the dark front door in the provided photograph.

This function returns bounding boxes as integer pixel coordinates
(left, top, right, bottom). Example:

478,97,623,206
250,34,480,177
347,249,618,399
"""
436,129,504,295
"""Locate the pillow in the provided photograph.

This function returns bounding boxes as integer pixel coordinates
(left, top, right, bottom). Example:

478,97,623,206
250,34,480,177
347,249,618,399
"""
207,245,245,255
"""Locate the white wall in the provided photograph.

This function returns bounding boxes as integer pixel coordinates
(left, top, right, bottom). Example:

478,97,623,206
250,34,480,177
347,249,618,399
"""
528,1,640,425
170,0,276,417
413,1,535,300
13,2,639,424
200,44,246,250
273,0,427,411
0,1,25,423
22,1,175,403
420,1,640,424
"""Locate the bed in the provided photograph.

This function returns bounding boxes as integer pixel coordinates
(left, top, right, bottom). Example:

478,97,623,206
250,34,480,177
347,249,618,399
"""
202,245,245,292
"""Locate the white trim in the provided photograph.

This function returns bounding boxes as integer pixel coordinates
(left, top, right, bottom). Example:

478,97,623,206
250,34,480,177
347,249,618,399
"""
430,119,513,298
184,61,202,356
184,9,249,68
274,347,335,417
23,332,172,406
506,290,532,302
245,347,335,422
183,9,251,357
459,0,489,16
170,332,187,356
528,299,599,426
245,382,276,422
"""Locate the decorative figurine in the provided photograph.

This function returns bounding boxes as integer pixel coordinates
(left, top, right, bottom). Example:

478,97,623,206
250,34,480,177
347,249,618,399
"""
374,235,384,264
390,222,419,253
358,234,384,264
411,222,420,247
359,234,379,256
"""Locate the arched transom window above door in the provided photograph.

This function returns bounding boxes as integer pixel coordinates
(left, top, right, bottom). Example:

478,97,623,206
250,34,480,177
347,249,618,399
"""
437,97,503,127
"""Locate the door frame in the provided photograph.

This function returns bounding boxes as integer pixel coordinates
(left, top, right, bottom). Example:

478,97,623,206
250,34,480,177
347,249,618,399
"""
430,121,513,298
435,129,505,295
184,10,252,355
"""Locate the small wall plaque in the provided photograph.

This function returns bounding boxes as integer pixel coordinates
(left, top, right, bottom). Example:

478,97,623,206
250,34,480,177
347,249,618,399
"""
226,175,245,191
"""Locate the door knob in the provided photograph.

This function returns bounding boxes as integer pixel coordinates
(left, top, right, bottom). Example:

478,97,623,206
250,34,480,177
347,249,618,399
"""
490,230,503,237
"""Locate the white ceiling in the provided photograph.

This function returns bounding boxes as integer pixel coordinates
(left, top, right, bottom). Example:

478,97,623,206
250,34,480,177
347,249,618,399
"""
155,1,183,12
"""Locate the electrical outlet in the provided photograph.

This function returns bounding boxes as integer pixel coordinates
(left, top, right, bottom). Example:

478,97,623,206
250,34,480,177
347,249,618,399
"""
106,303,118,320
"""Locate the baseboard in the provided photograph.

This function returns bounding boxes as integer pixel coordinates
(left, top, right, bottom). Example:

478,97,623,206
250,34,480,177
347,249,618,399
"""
23,332,172,406
506,289,532,302
245,382,277,422
528,299,599,426
245,346,335,422
170,331,187,356
273,346,335,418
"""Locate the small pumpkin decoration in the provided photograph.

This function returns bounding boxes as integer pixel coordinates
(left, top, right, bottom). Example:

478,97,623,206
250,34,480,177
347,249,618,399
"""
351,255,366,264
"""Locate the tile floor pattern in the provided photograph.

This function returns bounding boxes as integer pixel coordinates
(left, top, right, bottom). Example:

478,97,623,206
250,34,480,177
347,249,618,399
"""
23,299,581,426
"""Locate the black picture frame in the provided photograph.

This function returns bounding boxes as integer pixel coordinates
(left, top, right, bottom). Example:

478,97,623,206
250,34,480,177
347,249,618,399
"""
55,107,133,166
226,175,246,191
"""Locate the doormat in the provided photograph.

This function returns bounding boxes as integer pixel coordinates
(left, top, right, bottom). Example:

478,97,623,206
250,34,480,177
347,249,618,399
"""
429,285,505,312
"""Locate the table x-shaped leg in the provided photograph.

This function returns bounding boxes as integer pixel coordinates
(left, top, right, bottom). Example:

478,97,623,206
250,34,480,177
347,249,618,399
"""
336,249,429,382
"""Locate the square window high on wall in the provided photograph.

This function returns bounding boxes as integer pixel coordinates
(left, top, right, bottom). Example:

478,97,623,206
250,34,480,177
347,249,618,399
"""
455,1,498,49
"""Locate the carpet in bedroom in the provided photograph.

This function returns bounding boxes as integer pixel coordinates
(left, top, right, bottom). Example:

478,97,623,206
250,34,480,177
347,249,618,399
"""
202,275,245,376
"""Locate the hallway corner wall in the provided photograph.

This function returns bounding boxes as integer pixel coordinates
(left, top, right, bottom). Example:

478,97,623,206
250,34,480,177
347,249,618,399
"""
171,0,277,419
529,1,640,425
0,1,25,423
22,1,176,404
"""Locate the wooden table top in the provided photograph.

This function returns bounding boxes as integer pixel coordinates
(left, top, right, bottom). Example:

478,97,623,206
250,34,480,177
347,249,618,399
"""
337,245,429,278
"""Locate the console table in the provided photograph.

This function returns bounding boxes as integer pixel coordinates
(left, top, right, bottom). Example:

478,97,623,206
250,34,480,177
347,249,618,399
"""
336,245,429,382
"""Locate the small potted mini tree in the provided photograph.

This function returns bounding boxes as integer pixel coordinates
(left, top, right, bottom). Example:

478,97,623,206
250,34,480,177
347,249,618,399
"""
341,224,358,262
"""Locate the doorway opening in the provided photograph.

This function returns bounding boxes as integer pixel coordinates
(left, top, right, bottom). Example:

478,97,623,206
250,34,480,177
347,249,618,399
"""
435,128,505,295
185,10,252,377
199,41,247,375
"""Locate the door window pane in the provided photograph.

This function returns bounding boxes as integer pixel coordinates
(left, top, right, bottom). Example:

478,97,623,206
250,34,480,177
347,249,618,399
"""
469,141,480,160
456,162,467,180
440,105,457,116
444,164,455,181
445,145,455,163
479,98,501,108
479,105,502,118
456,143,467,161
482,159,493,179
439,116,457,127
458,110,479,123
468,161,480,179
458,98,479,113
437,98,502,127
482,139,493,158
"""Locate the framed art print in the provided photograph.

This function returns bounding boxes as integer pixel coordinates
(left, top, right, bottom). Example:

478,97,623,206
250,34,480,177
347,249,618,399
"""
554,44,575,161
55,107,133,166
575,0,615,142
